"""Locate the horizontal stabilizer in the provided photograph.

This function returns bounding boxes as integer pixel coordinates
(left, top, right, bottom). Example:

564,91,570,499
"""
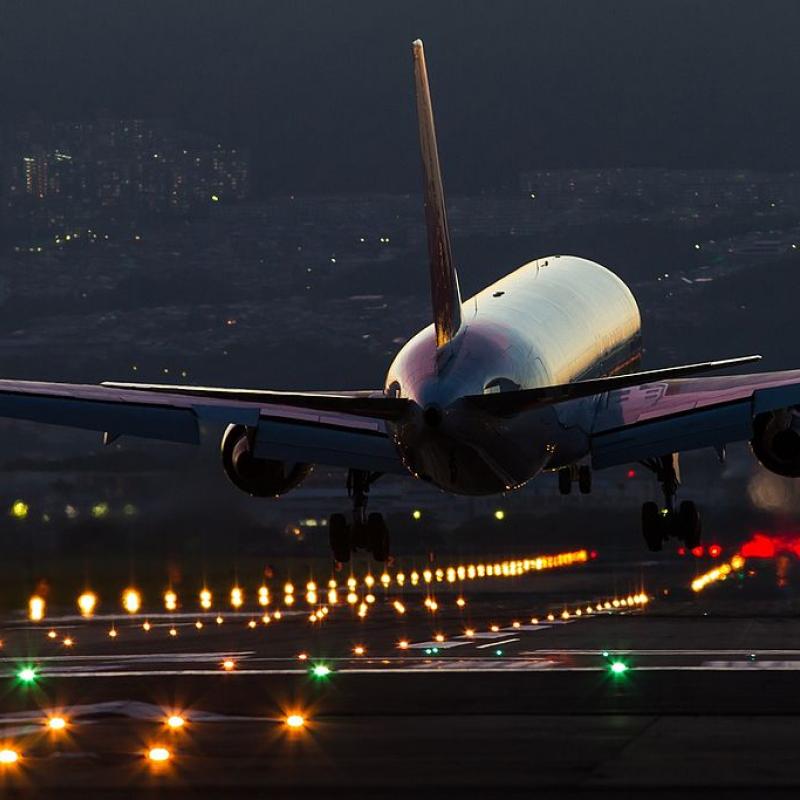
463,355,763,416
101,382,411,421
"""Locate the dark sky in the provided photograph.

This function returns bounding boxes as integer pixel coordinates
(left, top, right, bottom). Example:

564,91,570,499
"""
2,0,800,192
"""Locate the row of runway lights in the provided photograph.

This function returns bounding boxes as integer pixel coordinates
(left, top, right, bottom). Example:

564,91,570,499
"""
0,708,309,769
0,591,652,767
24,549,591,622
23,591,650,652
691,554,746,593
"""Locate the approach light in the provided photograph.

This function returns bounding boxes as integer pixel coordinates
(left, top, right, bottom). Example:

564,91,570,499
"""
230,587,243,609
164,591,178,612
200,589,212,610
311,664,331,678
0,749,19,765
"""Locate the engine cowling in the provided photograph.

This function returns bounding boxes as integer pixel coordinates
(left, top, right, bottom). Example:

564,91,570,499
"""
751,409,800,478
221,424,313,497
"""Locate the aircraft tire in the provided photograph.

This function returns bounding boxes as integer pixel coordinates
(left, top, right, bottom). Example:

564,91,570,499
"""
578,465,592,494
678,501,702,549
641,501,663,552
558,468,572,495
367,512,390,562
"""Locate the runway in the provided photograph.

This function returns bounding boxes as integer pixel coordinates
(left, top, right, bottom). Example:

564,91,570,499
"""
0,544,799,796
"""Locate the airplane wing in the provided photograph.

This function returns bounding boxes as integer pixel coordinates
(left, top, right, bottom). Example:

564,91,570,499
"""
590,369,800,468
0,379,407,474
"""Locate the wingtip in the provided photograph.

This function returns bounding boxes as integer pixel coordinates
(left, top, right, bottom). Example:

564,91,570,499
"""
412,38,424,53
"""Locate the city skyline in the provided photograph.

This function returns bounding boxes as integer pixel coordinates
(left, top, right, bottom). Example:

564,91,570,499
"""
2,1,800,194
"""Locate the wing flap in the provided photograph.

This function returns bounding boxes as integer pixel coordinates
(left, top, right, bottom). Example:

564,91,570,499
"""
464,355,762,415
590,368,800,468
253,415,404,474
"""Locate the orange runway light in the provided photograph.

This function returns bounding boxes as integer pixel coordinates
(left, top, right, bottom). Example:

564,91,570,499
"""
166,714,185,730
285,714,305,730
77,591,97,618
123,588,141,614
222,658,236,672
230,587,244,609
28,595,45,622
47,716,67,732
0,749,19,765
297,652,308,661
147,746,171,763
47,630,57,640
353,645,365,656
63,637,74,647
142,621,152,632
108,627,118,639
164,591,178,612
168,627,178,637
199,589,212,610
398,639,410,650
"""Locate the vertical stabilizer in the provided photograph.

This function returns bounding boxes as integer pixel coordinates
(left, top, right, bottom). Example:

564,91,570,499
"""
412,39,463,349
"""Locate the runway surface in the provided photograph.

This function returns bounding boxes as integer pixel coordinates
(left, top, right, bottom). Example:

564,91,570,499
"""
0,544,798,797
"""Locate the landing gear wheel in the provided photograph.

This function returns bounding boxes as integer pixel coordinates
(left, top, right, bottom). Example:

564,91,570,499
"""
367,512,390,562
329,513,351,563
678,500,701,549
578,465,592,494
558,468,572,495
641,501,663,552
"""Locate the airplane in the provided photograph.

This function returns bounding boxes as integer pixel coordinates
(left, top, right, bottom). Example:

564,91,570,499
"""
2,39,800,563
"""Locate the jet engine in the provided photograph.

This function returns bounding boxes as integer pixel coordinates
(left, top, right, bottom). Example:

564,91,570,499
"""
751,409,800,478
221,424,312,497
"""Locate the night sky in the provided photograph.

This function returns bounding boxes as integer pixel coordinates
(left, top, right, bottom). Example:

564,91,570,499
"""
2,0,800,192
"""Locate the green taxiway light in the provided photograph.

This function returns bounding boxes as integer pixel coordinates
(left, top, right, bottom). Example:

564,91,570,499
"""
610,661,628,675
17,666,38,684
311,664,331,678
495,649,504,656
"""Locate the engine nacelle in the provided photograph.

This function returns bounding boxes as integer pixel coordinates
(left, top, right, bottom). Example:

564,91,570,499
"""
751,409,800,478
221,424,313,497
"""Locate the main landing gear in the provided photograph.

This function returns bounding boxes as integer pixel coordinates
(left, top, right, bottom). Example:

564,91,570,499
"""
640,454,701,552
558,464,592,495
329,469,389,564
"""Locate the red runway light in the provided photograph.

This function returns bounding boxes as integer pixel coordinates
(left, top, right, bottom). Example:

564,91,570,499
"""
691,545,704,558
708,544,722,558
677,547,686,556
627,469,636,479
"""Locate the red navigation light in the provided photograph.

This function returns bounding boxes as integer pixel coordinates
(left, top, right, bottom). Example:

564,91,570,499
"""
677,547,686,556
627,469,636,479
708,544,722,558
691,545,704,558
590,550,598,560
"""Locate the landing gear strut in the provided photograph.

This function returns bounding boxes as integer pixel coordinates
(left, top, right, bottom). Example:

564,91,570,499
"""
329,469,389,563
640,454,701,552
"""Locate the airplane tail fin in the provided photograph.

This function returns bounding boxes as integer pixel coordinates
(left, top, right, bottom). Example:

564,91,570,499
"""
412,39,463,349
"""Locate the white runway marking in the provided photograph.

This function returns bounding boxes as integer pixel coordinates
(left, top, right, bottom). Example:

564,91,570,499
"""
476,638,519,649
405,641,470,650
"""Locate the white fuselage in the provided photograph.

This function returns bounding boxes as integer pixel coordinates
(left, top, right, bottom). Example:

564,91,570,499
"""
385,255,642,494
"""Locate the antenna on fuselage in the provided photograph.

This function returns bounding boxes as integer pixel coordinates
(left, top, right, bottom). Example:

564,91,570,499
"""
412,39,463,349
